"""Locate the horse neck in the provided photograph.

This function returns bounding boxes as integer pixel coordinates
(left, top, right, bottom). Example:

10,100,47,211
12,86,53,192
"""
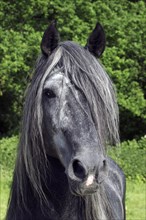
47,156,69,195
47,157,79,215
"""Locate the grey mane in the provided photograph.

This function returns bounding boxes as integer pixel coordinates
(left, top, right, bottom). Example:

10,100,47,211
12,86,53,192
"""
13,41,120,219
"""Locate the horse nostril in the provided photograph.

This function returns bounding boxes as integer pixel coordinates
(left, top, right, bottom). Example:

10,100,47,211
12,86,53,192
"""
72,159,87,179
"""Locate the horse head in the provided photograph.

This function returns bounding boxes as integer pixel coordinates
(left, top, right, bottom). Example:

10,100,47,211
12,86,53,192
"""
40,21,116,196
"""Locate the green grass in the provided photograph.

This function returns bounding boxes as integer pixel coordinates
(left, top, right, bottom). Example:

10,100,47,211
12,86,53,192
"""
0,173,145,220
0,169,11,220
126,180,146,219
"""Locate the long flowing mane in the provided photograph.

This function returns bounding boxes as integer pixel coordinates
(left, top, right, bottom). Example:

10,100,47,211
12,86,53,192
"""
7,41,123,220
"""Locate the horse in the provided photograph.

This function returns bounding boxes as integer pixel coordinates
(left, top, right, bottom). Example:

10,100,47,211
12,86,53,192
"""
6,21,126,220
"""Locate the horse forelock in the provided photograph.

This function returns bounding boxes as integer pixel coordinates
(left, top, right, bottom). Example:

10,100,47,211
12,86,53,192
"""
60,41,119,146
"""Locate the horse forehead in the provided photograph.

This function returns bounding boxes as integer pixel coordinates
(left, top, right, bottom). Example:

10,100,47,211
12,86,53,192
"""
44,71,70,88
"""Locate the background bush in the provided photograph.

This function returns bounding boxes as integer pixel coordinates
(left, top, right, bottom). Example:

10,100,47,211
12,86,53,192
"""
0,136,18,173
0,136,145,182
109,137,146,181
0,0,146,140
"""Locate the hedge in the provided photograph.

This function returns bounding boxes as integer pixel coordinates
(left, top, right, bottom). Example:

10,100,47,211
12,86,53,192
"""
109,137,146,181
0,136,146,181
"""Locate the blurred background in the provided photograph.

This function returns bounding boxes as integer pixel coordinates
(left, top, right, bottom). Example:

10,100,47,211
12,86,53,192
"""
0,0,145,219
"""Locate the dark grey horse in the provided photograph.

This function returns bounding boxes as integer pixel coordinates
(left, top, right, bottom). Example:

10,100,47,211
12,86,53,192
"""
6,21,126,220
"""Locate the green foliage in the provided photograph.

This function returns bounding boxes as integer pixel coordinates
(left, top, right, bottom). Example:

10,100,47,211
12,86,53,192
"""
0,135,145,181
109,137,146,181
0,0,146,139
0,136,18,219
0,136,18,172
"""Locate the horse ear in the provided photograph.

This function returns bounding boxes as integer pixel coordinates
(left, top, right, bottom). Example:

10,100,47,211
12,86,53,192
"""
85,22,106,58
41,21,60,57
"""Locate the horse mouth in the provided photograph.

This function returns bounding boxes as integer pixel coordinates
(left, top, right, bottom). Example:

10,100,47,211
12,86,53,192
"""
80,185,99,195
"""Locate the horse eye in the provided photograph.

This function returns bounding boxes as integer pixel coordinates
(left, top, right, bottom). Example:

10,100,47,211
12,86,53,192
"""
44,89,56,99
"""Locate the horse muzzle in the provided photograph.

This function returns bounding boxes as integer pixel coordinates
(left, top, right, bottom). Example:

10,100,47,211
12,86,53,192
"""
66,155,108,196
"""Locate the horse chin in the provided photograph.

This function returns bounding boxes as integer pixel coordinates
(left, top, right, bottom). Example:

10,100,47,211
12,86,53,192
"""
69,181,99,196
